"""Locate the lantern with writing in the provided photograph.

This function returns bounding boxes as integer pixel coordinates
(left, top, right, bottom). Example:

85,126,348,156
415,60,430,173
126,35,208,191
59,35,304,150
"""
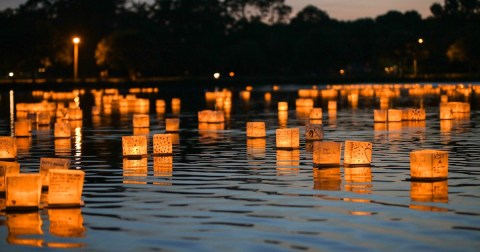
344,140,373,166
410,150,448,180
166,118,180,132
48,208,86,238
278,101,288,111
6,174,42,209
54,122,71,138
133,114,149,128
410,180,448,203
276,128,300,149
313,142,342,167
122,135,148,157
15,121,31,137
47,169,85,207
153,134,172,155
373,109,387,123
39,157,70,187
0,161,20,192
305,124,323,141
402,108,426,121
309,108,322,120
387,109,402,122
0,136,17,160
246,122,266,138
313,167,341,191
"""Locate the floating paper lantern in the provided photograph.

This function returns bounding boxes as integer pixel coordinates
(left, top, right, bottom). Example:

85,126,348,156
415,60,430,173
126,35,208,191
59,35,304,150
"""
312,142,342,167
344,167,372,194
133,114,150,128
278,101,288,111
48,169,85,206
15,121,31,137
439,103,453,120
380,96,389,109
410,180,448,203
305,124,323,141
207,111,225,123
247,138,266,159
6,174,42,209
40,157,70,187
387,109,402,122
296,98,314,108
198,110,211,123
122,135,148,157
373,109,387,122
309,108,322,120
0,136,17,159
6,212,43,247
37,111,51,125
344,140,373,166
156,99,166,114
440,95,448,103
264,92,272,103
153,134,172,155
67,108,83,120
410,150,448,180
246,122,266,138
166,118,180,132
48,208,85,238
0,161,20,192
327,101,337,111
54,122,71,138
313,167,341,191
276,128,300,149
448,102,470,113
402,108,426,121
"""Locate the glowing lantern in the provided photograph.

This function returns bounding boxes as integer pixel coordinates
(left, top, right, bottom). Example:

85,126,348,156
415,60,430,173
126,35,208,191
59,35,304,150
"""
278,102,288,111
0,161,20,192
439,103,453,120
47,169,84,206
448,102,470,113
171,98,181,114
54,122,71,138
166,118,180,132
410,150,448,180
67,108,83,120
153,134,172,155
39,157,70,187
122,135,148,157
305,124,323,141
296,98,314,108
380,96,389,109
48,208,85,238
440,95,448,103
313,167,341,191
344,140,373,166
264,92,272,103
373,109,387,122
327,101,337,111
37,111,51,125
15,121,31,137
387,109,402,122
0,136,17,159
156,99,166,114
276,128,300,149
240,90,250,101
198,110,211,123
207,111,225,123
402,108,426,121
5,174,42,209
312,142,342,167
309,108,322,120
410,180,448,202
246,122,266,138
6,212,43,247
133,114,150,128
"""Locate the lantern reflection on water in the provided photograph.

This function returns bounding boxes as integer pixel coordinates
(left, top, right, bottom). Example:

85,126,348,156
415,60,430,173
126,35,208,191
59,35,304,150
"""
47,169,85,206
313,167,341,191
309,108,322,120
344,167,372,194
313,142,342,167
122,136,148,157
67,108,82,120
410,180,448,203
48,208,86,238
6,212,43,247
6,174,42,209
402,108,426,121
153,134,172,155
0,136,17,160
344,140,373,166
305,124,323,141
410,150,448,180
246,122,266,138
247,138,266,160
327,100,337,111
54,122,71,138
276,128,300,149
276,150,300,175
156,99,166,114
166,118,180,132
153,156,173,186
133,127,149,136
278,111,288,128
40,157,70,187
373,109,387,123
387,109,402,122
0,161,20,192
123,157,148,184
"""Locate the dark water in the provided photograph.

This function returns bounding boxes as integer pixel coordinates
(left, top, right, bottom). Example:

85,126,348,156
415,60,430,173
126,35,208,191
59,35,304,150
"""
0,84,479,251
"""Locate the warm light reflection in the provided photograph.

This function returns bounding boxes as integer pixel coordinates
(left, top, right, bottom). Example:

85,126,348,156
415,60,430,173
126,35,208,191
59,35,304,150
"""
6,212,43,247
278,110,288,128
276,150,300,176
344,167,372,194
123,157,148,184
313,167,341,191
10,90,14,136
55,138,72,156
247,138,266,160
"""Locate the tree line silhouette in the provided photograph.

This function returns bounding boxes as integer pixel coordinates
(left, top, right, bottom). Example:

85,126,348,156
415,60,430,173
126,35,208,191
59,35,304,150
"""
0,0,479,81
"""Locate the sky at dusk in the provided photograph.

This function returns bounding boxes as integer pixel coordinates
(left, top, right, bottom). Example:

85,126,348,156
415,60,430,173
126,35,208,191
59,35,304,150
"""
0,0,438,20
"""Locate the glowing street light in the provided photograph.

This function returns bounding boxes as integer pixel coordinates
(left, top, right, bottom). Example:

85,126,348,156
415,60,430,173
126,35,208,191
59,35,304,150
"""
73,37,80,80
413,38,423,77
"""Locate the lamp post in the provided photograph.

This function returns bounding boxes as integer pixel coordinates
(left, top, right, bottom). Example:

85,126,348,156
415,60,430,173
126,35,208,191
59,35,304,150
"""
413,38,423,77
73,37,80,80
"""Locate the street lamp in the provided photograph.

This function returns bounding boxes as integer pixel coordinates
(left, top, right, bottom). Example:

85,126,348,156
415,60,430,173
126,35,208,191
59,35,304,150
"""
73,37,80,80
413,38,423,77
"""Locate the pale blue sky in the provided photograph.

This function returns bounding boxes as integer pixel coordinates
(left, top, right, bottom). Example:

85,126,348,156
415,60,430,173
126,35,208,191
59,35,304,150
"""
0,0,438,20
